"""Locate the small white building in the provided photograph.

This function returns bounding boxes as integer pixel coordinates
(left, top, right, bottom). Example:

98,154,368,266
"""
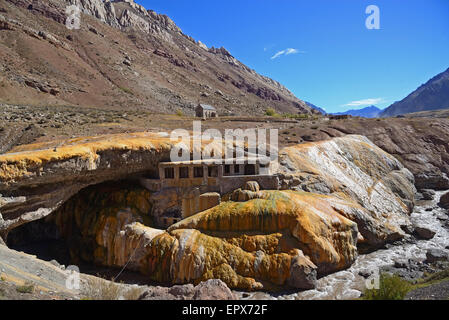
195,104,217,119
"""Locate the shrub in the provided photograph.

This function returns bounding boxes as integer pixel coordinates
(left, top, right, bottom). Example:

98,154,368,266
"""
119,87,134,95
418,268,449,284
265,108,276,116
175,109,183,117
82,277,122,300
16,282,35,294
121,286,145,300
82,277,146,300
362,273,412,300
284,113,309,120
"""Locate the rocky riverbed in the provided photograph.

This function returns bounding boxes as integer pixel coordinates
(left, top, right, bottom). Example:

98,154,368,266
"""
237,190,449,300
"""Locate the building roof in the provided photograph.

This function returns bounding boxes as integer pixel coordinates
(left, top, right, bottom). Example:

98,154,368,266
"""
198,104,216,111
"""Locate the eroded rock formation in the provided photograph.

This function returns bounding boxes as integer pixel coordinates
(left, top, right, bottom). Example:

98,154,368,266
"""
326,119,449,191
278,135,416,250
438,191,449,209
0,132,175,237
0,133,418,291
45,186,360,290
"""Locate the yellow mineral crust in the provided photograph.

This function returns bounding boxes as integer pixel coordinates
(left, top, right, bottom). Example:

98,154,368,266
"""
70,189,359,290
143,228,296,290
156,190,360,280
1,134,409,291
0,132,226,183
0,132,170,181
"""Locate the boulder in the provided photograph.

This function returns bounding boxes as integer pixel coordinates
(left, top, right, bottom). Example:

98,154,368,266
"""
138,286,178,300
198,192,221,213
415,173,449,191
225,188,261,202
138,280,236,300
243,181,260,192
168,284,195,298
438,192,449,209
421,189,436,201
400,224,415,235
394,259,409,269
286,250,317,290
197,40,208,50
49,88,60,96
425,249,448,264
0,15,14,30
358,270,373,279
413,226,436,240
192,280,237,300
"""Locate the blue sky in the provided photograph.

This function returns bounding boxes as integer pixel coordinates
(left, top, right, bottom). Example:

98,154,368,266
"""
139,0,449,113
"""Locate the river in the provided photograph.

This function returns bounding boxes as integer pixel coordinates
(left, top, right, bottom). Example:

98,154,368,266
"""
239,190,449,300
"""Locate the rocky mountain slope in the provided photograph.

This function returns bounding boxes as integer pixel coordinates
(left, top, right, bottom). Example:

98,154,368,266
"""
332,105,382,118
305,101,326,115
381,67,449,117
404,108,449,118
0,0,314,115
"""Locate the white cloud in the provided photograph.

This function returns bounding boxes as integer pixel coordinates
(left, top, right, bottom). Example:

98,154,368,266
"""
343,98,385,107
271,48,304,60
285,48,299,55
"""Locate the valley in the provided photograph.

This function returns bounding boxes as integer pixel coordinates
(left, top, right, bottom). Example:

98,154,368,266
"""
0,0,448,302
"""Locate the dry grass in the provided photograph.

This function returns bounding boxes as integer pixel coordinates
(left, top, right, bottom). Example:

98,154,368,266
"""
82,277,122,300
81,277,145,300
16,281,35,294
121,286,145,300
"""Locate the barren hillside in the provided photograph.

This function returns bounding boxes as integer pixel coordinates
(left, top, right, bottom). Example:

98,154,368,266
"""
0,0,316,116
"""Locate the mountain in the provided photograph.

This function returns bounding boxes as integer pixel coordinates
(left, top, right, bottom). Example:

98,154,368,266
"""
332,105,382,118
404,109,449,118
381,67,449,117
0,0,315,116
305,101,326,115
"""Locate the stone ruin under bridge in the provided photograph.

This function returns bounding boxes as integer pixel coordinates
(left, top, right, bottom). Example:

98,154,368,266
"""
139,157,279,228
